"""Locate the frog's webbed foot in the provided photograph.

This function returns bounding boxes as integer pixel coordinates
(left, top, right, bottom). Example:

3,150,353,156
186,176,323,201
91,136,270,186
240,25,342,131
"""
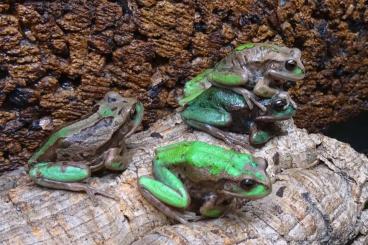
180,211,204,222
83,185,119,205
185,119,255,152
34,178,118,206
230,87,267,112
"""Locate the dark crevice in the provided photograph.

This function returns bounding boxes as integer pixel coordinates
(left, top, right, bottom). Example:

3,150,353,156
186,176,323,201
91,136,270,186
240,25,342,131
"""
347,20,366,33
114,0,132,16
239,14,261,26
151,54,170,68
58,74,81,89
322,112,368,154
194,22,208,32
132,30,149,42
105,53,113,64
311,1,330,20
316,82,331,94
0,66,9,79
333,66,348,78
3,150,9,159
5,0,19,14
293,37,305,49
301,192,333,242
346,233,364,245
4,87,34,109
147,83,163,98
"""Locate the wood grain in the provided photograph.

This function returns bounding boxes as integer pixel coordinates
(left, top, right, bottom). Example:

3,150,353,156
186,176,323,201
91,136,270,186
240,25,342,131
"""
0,113,367,244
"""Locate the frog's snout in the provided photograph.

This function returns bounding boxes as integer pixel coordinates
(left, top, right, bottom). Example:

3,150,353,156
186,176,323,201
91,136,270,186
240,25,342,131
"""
253,157,268,170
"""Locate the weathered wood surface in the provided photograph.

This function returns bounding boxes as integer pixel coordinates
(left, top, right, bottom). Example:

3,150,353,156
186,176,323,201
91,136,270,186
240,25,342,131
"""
0,113,367,244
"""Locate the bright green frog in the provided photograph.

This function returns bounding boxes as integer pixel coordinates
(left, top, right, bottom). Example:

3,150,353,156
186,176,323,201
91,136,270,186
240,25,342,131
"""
28,91,144,202
179,42,305,111
181,87,296,148
138,141,271,224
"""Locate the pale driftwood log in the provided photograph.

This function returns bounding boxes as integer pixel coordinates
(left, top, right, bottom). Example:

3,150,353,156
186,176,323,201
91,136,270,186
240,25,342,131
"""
0,113,367,244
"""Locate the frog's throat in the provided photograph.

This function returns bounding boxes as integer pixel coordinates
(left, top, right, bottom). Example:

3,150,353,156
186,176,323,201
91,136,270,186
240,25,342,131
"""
268,69,305,81
220,186,271,200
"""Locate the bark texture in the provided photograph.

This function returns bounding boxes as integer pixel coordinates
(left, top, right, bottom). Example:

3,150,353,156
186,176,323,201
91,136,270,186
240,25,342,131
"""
0,0,367,171
0,113,367,244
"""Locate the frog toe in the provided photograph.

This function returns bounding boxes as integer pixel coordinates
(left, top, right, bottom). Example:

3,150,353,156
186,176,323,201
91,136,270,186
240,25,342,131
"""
83,186,119,206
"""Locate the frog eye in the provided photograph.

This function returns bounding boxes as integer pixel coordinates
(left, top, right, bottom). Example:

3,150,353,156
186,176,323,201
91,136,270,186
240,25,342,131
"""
129,106,136,119
273,98,287,111
108,96,117,103
240,179,256,190
285,59,297,71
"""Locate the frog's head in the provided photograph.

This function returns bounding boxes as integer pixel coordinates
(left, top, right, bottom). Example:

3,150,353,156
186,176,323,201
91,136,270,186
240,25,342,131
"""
265,46,305,81
98,91,144,138
256,92,297,123
222,157,272,200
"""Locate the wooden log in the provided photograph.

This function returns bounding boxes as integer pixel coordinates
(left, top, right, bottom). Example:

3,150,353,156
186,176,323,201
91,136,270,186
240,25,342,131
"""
0,113,367,244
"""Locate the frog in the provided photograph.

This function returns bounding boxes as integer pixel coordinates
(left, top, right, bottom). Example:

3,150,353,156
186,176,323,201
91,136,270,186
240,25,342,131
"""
28,91,144,202
180,87,296,148
179,42,305,111
138,141,271,224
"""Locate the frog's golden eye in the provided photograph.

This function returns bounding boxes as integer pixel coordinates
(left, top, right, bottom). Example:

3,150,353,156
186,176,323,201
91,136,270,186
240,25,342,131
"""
273,98,287,111
285,59,297,71
240,179,256,190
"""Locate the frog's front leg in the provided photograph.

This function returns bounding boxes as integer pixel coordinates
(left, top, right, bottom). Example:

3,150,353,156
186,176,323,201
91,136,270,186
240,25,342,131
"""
138,160,191,224
249,122,273,146
29,162,117,203
229,87,267,112
103,146,132,171
199,192,228,218
253,77,279,98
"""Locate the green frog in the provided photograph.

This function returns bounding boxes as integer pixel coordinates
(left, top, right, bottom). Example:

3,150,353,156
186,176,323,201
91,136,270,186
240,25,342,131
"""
181,87,296,147
179,43,305,111
28,91,144,202
138,141,271,224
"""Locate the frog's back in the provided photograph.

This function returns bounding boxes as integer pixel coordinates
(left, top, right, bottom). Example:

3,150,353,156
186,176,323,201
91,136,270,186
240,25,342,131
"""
190,87,246,108
179,43,267,106
173,142,250,171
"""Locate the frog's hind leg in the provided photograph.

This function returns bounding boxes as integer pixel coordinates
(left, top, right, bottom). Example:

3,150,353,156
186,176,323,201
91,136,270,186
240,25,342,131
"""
229,87,267,111
138,185,195,224
181,106,253,149
138,160,193,224
29,162,118,204
181,106,232,127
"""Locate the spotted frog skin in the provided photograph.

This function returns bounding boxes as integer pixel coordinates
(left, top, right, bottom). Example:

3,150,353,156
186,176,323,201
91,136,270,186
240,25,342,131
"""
28,92,144,202
179,43,305,111
181,87,296,148
138,141,271,224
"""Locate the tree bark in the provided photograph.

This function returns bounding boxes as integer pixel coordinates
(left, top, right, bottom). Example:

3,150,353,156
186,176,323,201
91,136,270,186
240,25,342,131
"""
1,0,368,171
1,113,367,244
